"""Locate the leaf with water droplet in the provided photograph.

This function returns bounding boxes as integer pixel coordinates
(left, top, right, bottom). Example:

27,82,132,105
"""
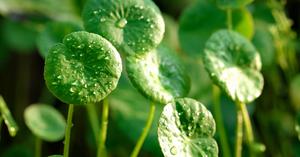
216,0,253,9
126,44,190,104
36,21,81,58
179,0,254,57
24,104,66,142
0,95,18,137
82,0,165,55
44,31,122,105
158,98,218,157
203,30,264,103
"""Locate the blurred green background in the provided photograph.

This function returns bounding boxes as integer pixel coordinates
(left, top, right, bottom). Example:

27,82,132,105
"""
0,0,300,157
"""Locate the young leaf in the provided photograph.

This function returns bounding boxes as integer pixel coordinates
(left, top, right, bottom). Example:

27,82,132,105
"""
158,98,218,157
24,104,66,142
126,44,190,104
82,0,164,55
0,96,18,137
203,30,264,103
179,0,254,57
37,22,81,58
44,31,122,105
216,0,253,9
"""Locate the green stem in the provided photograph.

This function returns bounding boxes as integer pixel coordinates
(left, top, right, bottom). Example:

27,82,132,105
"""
212,86,231,157
63,104,74,157
97,98,109,157
235,105,243,157
130,102,156,157
227,9,233,30
238,102,255,157
86,103,100,144
35,137,42,157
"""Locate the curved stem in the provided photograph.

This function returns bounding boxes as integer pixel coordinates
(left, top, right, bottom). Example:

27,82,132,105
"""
87,103,100,144
97,98,109,157
238,102,255,157
212,86,231,157
227,9,233,30
63,104,74,157
130,102,156,157
35,137,42,157
235,105,243,157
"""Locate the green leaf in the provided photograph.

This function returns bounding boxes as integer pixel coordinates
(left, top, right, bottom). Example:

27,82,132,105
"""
179,0,254,57
216,0,253,9
2,20,38,53
126,44,190,104
0,95,18,137
37,21,82,58
290,75,300,111
203,30,264,103
48,155,63,157
24,104,66,142
44,31,122,105
158,98,218,157
82,0,165,55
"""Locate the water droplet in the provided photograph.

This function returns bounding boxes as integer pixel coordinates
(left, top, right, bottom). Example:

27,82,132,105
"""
116,18,127,28
150,24,154,28
93,10,98,15
100,18,106,22
70,87,75,93
170,146,177,155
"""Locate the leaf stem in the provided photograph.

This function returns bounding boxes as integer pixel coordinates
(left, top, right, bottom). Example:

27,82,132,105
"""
63,104,74,157
0,95,19,137
87,103,100,144
212,86,231,157
130,102,156,157
35,137,42,157
227,9,233,30
235,103,243,157
238,101,255,157
97,98,109,157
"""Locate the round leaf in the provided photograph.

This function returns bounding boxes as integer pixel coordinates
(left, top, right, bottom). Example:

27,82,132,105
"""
203,30,264,103
82,0,165,55
24,104,66,142
37,22,81,58
44,31,122,105
126,44,190,104
216,0,253,9
158,98,218,157
179,0,254,57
